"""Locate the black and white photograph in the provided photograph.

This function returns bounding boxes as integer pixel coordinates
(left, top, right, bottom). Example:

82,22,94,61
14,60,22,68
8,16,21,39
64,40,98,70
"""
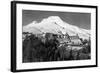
11,1,97,72
22,10,91,63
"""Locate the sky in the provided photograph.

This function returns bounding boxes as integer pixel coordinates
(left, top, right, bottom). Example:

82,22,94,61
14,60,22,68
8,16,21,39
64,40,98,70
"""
22,10,91,30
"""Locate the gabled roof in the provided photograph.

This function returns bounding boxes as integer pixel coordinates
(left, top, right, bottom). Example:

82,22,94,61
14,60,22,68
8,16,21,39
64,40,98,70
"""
70,36,79,40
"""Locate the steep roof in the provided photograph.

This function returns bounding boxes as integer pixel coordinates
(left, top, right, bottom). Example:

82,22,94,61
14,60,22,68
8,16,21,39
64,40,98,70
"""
70,36,79,40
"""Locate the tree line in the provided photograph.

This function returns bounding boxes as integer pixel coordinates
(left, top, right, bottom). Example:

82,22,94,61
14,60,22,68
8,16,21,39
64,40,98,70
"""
23,33,91,63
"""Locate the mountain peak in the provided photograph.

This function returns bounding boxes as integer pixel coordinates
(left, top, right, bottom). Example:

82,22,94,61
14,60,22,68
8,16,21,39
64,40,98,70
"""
41,16,64,24
47,16,61,20
23,16,90,39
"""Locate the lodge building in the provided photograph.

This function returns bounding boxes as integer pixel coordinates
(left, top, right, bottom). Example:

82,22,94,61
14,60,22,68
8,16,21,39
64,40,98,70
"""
57,33,82,45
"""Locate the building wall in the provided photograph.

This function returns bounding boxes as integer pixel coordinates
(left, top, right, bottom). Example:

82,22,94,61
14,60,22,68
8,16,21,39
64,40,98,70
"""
71,39,82,45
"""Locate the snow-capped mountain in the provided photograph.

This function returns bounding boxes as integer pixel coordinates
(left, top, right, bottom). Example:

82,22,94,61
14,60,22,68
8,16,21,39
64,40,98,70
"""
23,16,90,39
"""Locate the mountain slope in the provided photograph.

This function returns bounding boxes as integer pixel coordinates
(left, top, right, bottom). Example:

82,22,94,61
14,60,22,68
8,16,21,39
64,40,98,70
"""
23,16,90,39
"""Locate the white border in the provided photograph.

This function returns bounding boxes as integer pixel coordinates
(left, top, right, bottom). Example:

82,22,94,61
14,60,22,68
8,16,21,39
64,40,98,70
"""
16,4,96,70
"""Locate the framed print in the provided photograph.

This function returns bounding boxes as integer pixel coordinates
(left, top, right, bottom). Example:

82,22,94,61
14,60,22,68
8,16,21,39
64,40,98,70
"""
11,1,98,72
